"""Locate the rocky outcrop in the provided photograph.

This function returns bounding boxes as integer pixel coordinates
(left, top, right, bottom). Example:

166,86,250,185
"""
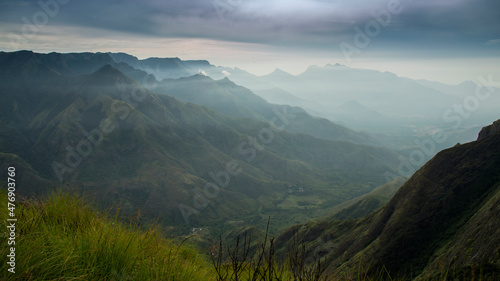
478,119,500,140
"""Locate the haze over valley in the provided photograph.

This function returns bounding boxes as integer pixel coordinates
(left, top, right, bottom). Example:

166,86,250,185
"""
1,0,499,279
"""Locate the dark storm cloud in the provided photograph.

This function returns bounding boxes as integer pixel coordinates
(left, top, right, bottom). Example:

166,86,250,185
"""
1,0,499,52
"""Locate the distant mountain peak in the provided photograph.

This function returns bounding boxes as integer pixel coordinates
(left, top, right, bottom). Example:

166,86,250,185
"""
1,50,35,61
190,73,212,80
263,68,294,78
216,76,238,87
93,64,120,75
82,64,134,87
18,50,35,54
325,63,347,67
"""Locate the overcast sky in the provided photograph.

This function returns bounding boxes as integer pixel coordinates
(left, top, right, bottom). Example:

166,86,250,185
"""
1,0,499,84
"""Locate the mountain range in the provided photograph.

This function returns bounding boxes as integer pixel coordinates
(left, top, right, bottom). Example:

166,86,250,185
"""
0,51,401,236
102,52,500,152
155,74,378,145
1,50,499,279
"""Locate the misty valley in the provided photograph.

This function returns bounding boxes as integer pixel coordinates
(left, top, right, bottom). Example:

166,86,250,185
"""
0,51,499,280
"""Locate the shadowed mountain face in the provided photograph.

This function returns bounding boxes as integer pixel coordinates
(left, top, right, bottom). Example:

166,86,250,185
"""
0,51,401,236
275,121,500,279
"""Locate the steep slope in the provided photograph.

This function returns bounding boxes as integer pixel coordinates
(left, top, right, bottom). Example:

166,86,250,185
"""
418,184,500,280
275,121,500,279
0,52,401,237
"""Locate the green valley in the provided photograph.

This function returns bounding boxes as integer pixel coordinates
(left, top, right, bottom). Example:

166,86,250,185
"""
0,50,499,280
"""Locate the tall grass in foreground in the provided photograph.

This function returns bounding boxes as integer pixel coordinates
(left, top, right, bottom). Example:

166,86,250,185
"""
0,190,493,280
0,190,214,280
